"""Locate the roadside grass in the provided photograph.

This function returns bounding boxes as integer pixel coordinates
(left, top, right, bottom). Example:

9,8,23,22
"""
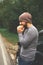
0,28,18,44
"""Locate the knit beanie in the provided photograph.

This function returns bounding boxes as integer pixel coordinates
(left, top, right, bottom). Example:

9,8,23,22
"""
19,12,32,23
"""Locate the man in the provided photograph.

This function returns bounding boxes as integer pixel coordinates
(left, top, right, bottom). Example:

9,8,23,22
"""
17,12,38,65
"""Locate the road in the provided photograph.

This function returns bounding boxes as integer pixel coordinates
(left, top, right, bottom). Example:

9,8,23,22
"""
0,34,14,65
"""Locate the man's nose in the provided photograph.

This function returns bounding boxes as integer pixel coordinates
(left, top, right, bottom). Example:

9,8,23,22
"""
20,22,22,25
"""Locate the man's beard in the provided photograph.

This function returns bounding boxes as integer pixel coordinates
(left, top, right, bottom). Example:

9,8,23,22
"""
20,24,27,30
24,25,27,30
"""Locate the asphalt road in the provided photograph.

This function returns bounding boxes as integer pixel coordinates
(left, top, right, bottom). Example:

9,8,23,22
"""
0,34,14,65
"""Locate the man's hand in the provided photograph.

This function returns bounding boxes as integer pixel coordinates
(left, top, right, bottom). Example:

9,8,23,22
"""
17,25,24,33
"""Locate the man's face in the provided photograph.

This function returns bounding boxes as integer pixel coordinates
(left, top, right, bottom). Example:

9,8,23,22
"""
19,21,27,29
19,21,26,26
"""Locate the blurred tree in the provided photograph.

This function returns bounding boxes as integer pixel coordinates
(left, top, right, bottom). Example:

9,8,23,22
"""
0,0,43,32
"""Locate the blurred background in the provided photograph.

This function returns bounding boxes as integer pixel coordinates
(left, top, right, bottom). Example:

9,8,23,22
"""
0,0,43,44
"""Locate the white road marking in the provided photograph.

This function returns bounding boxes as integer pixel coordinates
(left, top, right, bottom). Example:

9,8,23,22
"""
0,34,8,65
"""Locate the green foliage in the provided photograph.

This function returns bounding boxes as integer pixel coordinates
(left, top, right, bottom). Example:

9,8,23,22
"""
0,28,18,44
0,0,43,33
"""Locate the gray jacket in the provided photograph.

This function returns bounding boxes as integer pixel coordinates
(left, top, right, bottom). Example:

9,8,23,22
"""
18,25,38,61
